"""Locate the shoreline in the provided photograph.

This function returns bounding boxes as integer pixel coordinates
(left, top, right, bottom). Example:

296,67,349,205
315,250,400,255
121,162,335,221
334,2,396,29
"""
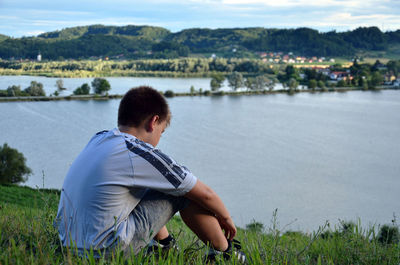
0,85,398,102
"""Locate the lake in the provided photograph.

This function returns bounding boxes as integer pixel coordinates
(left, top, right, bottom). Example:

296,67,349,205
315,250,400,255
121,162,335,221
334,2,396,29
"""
0,75,287,95
0,76,399,232
0,75,213,95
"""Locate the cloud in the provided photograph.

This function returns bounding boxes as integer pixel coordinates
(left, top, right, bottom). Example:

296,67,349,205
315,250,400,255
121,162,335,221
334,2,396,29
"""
222,0,338,6
0,0,399,37
320,12,400,30
25,30,45,36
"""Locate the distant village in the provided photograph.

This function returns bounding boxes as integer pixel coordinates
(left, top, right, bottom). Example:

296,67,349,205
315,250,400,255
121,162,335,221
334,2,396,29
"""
257,51,337,65
252,51,400,87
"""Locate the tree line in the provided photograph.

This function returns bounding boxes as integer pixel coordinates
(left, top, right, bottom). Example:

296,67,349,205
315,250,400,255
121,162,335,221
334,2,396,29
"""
0,78,111,97
0,58,278,75
0,25,399,60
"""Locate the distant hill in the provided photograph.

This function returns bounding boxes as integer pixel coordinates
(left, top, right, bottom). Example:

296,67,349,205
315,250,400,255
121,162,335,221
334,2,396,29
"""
0,34,9,42
37,24,170,41
0,24,399,60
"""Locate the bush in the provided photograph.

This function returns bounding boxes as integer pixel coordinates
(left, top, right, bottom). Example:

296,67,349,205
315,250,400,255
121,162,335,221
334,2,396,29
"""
246,220,264,233
91,78,111,95
7,85,22,97
339,220,356,234
317,80,325,88
74,83,90,95
55,79,66,91
308,79,317,90
164,90,175,97
378,224,400,244
0,143,31,184
24,81,45,96
337,79,346,88
212,90,225,96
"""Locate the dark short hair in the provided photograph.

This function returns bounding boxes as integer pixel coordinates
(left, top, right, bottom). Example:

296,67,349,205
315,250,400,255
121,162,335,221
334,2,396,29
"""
118,86,170,127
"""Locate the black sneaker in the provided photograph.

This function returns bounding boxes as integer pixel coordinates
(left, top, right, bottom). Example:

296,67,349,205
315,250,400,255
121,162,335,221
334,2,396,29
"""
205,239,247,264
146,236,179,256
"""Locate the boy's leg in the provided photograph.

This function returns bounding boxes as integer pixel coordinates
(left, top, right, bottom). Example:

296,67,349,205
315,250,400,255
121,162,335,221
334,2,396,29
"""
126,190,188,254
126,190,228,254
180,201,228,251
154,225,169,241
152,202,229,251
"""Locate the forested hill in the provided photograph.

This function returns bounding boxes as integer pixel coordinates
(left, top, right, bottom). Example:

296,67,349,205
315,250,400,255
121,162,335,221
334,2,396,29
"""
37,25,170,41
0,24,399,60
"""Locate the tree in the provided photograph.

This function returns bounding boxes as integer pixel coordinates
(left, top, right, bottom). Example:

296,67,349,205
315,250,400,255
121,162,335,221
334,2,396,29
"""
362,79,369,90
55,79,66,91
190,85,196,95
254,76,266,91
266,77,277,91
278,65,300,84
24,81,45,96
164,90,175,97
387,60,400,76
247,75,273,91
0,143,31,184
337,79,346,87
287,78,299,91
73,83,91,95
7,85,22,97
210,79,220,91
317,80,325,88
308,79,317,90
227,71,244,91
370,71,384,88
244,77,255,91
92,78,111,95
285,65,296,77
210,73,225,91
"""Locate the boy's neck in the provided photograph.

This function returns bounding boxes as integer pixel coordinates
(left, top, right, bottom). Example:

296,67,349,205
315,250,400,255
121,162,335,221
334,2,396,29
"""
119,125,148,143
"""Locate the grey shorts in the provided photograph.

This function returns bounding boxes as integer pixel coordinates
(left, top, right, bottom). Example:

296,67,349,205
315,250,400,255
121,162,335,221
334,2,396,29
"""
124,189,190,255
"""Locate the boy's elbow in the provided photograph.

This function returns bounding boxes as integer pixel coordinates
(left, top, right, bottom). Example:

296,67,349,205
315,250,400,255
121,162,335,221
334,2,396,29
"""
185,180,217,203
202,186,216,202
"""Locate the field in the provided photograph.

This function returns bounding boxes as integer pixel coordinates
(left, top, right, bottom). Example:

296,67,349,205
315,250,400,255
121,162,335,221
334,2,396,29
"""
0,184,399,264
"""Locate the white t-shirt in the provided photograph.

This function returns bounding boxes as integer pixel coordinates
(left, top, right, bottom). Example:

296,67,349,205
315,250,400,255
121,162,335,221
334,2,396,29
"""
56,128,197,251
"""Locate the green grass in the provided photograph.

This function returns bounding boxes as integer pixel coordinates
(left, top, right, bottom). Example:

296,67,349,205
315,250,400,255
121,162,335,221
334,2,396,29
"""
1,184,399,264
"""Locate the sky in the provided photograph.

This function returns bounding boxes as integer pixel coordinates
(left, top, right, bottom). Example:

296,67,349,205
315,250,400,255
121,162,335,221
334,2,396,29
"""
0,0,399,37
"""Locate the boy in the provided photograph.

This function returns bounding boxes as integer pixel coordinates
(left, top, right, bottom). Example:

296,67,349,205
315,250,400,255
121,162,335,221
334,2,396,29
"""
56,86,246,263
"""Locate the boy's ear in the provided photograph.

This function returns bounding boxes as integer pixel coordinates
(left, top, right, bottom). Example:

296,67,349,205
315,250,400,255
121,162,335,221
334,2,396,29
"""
146,115,160,132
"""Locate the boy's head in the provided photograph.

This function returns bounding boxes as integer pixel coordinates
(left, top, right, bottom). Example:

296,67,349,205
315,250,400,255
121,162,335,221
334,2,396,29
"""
118,86,171,128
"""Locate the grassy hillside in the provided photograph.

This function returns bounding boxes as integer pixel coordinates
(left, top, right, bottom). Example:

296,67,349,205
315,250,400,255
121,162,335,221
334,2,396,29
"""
0,184,399,264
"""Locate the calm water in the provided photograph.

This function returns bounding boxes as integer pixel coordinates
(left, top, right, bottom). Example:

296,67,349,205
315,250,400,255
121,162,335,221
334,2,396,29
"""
0,75,287,95
0,82,399,231
0,75,212,95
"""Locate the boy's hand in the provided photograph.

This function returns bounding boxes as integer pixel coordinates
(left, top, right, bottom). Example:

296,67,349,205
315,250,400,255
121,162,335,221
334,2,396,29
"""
217,216,236,240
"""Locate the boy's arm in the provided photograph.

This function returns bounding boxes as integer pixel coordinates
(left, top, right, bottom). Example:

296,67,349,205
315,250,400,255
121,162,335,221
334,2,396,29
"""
184,179,236,239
